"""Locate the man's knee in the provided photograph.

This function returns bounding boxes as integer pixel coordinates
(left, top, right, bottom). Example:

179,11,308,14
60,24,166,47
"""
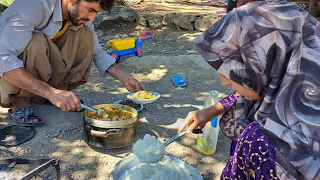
21,32,52,82
25,32,48,52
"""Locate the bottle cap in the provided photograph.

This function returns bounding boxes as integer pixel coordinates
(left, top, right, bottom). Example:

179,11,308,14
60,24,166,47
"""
210,90,219,97
211,117,219,128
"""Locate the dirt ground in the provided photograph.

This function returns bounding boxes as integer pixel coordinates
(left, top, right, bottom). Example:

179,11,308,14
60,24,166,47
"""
0,6,234,180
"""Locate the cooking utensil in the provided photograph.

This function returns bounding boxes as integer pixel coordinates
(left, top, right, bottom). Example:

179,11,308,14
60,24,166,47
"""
81,103,104,116
83,104,138,149
163,131,187,147
163,128,203,147
83,104,138,128
110,154,203,180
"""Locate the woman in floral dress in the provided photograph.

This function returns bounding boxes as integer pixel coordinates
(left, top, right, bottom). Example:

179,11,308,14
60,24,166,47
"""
179,1,320,179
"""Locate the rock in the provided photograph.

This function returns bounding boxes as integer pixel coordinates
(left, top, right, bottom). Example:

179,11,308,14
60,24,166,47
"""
92,3,222,32
95,30,104,37
146,14,164,29
137,14,148,27
94,11,109,28
114,0,124,4
163,14,179,29
122,0,142,6
143,0,168,2
117,6,137,22
194,15,220,31
94,5,137,27
167,13,197,31
121,34,129,38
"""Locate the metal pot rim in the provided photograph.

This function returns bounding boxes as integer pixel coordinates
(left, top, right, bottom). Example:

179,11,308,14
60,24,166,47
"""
83,104,138,128
110,154,204,180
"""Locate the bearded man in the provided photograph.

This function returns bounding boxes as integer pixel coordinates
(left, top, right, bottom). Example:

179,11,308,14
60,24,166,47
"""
0,0,145,126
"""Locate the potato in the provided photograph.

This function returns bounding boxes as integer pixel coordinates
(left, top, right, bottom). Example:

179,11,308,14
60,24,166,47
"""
101,114,109,119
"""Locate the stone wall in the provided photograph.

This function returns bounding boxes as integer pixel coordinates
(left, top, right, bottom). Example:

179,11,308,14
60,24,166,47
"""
0,3,221,32
94,5,222,31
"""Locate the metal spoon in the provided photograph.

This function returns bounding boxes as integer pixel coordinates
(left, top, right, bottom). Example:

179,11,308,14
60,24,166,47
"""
163,128,203,147
80,103,104,116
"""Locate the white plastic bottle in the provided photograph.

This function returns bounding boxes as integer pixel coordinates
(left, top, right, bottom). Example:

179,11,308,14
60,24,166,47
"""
197,90,220,155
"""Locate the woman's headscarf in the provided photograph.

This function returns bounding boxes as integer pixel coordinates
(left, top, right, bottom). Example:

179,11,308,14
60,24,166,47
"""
194,1,320,179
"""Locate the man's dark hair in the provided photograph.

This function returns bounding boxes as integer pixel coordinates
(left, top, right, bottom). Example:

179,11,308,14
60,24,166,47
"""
81,0,115,12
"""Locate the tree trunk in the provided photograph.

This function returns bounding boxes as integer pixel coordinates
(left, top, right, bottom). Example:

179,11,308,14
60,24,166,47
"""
309,0,319,17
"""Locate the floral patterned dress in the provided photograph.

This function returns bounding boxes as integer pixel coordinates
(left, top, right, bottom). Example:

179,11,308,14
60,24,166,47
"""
195,1,320,179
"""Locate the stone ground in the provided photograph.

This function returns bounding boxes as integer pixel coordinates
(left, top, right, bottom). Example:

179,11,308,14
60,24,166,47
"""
0,1,234,180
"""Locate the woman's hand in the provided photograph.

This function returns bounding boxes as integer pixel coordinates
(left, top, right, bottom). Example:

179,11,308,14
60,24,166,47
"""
178,109,212,133
178,102,225,133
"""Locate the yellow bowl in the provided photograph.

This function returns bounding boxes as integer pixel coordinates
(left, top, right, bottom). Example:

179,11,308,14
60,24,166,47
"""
107,38,136,50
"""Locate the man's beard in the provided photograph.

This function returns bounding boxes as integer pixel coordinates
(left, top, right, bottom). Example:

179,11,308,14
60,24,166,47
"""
68,5,78,25
68,4,84,26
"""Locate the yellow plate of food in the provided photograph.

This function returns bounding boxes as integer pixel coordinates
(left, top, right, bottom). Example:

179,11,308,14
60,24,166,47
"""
127,91,160,104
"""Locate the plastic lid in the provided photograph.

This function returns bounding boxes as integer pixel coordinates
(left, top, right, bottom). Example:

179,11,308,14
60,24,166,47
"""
210,90,219,97
211,116,219,128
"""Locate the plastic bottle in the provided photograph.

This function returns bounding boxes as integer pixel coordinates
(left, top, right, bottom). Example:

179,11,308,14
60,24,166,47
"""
197,90,220,155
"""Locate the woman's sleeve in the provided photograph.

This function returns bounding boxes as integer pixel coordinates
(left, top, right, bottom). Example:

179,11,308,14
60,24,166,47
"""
219,91,239,111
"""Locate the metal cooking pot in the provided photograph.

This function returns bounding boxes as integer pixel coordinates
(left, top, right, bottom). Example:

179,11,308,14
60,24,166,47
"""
83,104,138,149
110,154,204,180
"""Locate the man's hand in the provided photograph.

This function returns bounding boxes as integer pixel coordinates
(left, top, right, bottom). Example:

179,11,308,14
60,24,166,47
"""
3,68,81,112
106,63,145,92
47,89,81,111
122,75,145,92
